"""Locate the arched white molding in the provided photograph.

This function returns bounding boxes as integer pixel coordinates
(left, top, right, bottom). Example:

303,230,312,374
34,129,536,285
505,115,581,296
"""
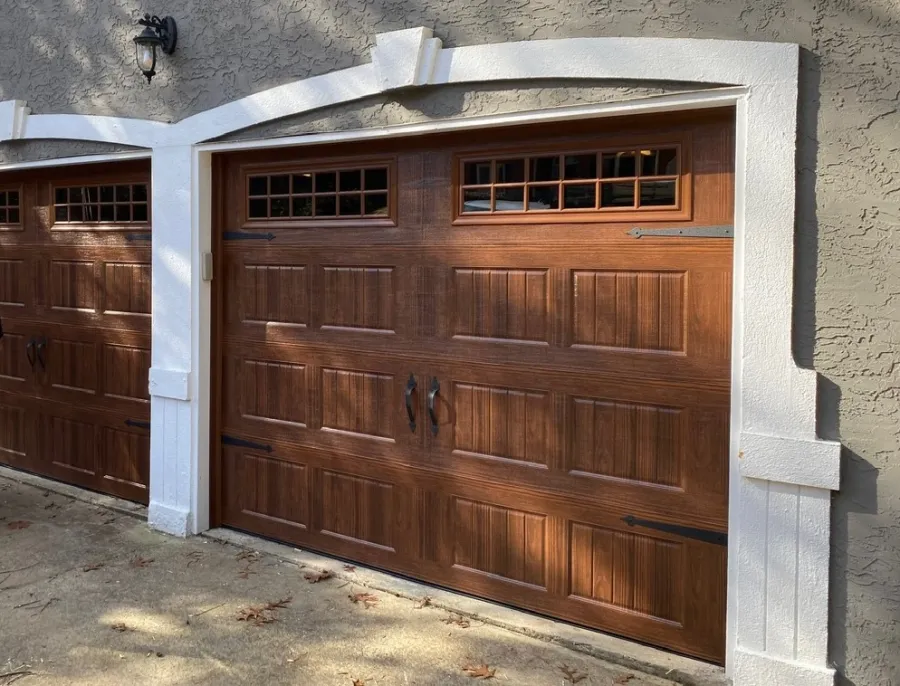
0,31,841,686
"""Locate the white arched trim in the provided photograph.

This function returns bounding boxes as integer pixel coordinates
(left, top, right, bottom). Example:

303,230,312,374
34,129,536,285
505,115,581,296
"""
0,31,840,686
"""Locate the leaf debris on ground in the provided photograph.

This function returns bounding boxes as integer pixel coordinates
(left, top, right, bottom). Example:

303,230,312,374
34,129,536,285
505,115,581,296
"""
111,622,130,632
5,521,30,530
343,564,356,572
614,674,636,684
462,662,496,679
130,556,154,568
560,663,587,683
82,562,104,572
442,613,471,628
304,569,333,583
0,666,35,685
348,591,379,609
414,596,432,609
236,597,292,626
186,551,203,567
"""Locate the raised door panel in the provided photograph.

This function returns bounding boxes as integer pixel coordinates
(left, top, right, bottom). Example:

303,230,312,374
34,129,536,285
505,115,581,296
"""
0,250,36,320
0,397,32,470
100,424,150,501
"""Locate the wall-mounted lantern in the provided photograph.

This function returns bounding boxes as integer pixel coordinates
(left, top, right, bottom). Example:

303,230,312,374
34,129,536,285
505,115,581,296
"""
133,14,177,83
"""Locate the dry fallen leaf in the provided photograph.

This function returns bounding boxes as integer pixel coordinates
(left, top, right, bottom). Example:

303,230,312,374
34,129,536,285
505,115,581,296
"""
462,663,496,679
560,664,587,684
414,596,432,609
352,680,365,686
343,564,357,572
614,674,636,684
304,570,333,583
111,622,129,632
236,597,292,626
83,562,104,572
348,592,379,609
6,521,31,530
130,556,154,568
442,613,471,628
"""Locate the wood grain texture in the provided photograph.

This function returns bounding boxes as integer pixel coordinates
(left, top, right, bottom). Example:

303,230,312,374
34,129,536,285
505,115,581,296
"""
213,112,735,662
0,161,151,504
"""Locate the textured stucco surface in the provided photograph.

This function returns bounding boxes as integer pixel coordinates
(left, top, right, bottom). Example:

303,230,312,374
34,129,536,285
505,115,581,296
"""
0,2,898,684
217,81,698,141
0,140,142,165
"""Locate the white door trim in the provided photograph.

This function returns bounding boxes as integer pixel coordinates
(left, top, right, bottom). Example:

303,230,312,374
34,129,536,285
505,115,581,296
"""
0,30,840,686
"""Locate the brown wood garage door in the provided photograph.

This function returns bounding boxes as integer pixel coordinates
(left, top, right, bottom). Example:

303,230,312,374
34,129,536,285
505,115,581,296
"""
0,161,151,504
212,110,733,662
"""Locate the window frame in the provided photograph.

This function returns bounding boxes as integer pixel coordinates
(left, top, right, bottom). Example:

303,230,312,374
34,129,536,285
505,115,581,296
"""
0,184,24,231
239,156,398,229
49,173,152,231
452,132,692,225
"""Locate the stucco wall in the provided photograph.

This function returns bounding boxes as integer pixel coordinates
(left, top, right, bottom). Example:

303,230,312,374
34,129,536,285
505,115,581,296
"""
1,2,898,684
0,140,141,165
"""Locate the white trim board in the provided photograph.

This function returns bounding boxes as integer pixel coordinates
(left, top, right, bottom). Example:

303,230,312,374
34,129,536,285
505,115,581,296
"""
0,150,150,172
0,30,841,686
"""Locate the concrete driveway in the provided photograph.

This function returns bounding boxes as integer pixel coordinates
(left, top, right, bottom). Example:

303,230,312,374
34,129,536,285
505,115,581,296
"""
0,475,685,686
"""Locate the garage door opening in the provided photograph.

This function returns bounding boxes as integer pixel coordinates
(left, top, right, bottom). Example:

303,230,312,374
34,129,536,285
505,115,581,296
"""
210,109,733,663
0,161,152,503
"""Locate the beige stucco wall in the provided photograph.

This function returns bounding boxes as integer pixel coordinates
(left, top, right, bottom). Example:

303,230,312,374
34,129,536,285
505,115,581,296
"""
1,2,898,684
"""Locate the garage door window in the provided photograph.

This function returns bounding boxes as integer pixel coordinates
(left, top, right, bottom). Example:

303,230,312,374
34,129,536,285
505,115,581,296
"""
0,189,20,225
53,183,149,224
246,166,391,220
459,146,680,215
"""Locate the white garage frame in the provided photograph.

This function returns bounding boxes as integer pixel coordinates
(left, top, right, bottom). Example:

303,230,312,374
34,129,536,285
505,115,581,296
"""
0,30,841,686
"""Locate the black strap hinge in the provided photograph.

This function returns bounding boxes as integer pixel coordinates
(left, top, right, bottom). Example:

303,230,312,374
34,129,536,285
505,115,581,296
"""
629,225,733,238
622,515,727,546
223,231,275,241
124,419,151,429
125,232,153,242
222,434,273,453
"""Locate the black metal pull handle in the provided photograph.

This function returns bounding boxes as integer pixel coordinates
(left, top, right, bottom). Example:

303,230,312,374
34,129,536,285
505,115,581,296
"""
427,377,440,436
35,337,47,371
25,338,35,370
405,374,417,433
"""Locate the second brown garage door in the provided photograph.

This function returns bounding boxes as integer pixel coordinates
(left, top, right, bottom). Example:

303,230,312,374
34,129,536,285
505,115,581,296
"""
0,161,151,503
212,110,733,662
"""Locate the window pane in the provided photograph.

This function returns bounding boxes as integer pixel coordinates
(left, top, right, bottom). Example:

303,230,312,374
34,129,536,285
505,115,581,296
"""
0,209,5,223
100,186,115,203
364,168,388,191
55,206,68,222
55,188,67,204
270,175,290,195
601,152,636,178
339,170,362,192
528,185,559,210
639,180,677,206
641,148,678,176
315,195,337,216
7,191,18,206
496,159,525,184
86,187,100,203
292,197,312,217
563,184,597,209
132,184,148,202
364,193,389,216
494,186,524,211
249,176,268,196
463,161,492,186
116,185,131,202
69,205,84,222
339,194,362,216
270,197,290,218
116,204,132,222
292,174,313,194
0,192,6,206
7,209,18,224
564,154,597,180
69,187,84,203
530,157,560,182
600,182,636,207
462,188,491,213
248,198,268,218
100,204,115,222
133,204,149,222
316,172,337,193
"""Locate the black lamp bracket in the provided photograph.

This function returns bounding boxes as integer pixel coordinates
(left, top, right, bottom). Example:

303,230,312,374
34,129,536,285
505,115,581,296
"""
138,14,177,54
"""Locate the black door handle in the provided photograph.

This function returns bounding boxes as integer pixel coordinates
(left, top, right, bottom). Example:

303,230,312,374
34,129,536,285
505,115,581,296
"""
25,338,35,370
405,374,417,433
427,377,440,436
35,337,47,371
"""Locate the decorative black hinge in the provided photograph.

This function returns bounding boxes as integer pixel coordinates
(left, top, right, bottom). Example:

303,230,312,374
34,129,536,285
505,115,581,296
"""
124,419,151,429
622,515,727,546
629,225,733,238
125,232,153,242
221,434,273,453
223,231,276,241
